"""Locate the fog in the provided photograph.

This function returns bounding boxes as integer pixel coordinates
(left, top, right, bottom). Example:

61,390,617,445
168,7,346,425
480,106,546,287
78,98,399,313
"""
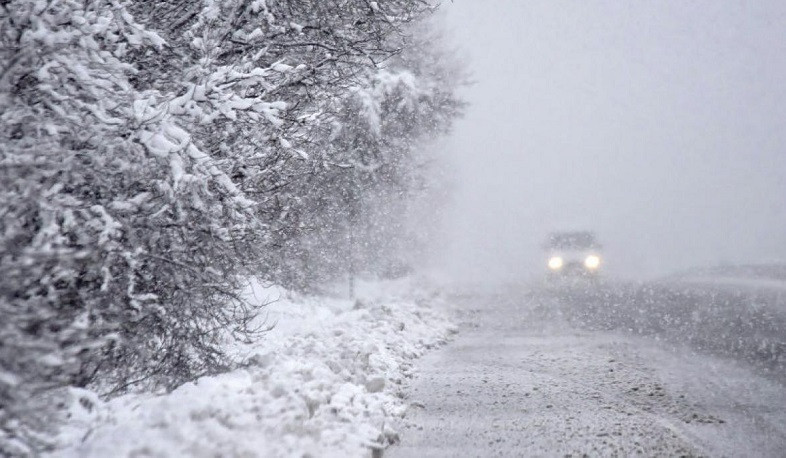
433,0,786,283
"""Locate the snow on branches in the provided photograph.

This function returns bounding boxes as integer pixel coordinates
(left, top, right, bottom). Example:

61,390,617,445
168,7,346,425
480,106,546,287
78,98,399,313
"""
0,0,462,454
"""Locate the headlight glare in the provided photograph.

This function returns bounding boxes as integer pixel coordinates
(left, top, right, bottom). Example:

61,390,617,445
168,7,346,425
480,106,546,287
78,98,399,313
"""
584,255,601,270
548,256,564,270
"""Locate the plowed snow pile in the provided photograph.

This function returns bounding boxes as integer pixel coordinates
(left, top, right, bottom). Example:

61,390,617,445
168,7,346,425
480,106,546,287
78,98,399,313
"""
51,279,455,457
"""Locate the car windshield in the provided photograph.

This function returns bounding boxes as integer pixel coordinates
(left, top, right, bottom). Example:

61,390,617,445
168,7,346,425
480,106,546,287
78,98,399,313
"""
546,232,597,250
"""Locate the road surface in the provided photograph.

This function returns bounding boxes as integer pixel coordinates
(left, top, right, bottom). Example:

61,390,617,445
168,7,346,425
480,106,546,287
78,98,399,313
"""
388,281,786,457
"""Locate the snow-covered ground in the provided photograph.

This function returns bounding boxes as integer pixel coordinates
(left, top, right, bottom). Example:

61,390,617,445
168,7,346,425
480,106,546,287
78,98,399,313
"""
50,278,456,457
669,263,786,292
390,284,786,457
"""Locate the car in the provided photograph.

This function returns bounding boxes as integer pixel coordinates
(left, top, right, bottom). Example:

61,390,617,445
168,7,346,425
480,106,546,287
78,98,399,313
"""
544,231,602,278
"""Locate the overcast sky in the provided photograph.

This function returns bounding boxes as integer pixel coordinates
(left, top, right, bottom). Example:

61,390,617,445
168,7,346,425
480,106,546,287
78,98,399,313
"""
432,0,786,282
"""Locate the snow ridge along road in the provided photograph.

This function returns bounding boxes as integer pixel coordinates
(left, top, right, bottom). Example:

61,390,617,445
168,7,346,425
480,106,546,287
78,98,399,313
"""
50,279,457,458
389,283,786,457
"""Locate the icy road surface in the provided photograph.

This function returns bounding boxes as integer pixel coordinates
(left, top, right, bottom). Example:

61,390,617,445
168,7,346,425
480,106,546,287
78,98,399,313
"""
389,283,786,457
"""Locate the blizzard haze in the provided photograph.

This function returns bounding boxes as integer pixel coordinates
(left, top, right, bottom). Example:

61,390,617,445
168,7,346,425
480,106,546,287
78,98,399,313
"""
435,0,786,282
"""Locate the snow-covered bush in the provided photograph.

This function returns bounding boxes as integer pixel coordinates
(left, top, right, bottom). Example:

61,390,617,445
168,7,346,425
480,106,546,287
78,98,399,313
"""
0,0,462,454
269,26,466,291
0,1,265,453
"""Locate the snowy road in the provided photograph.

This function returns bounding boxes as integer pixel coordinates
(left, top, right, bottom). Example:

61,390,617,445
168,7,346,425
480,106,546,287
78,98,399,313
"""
388,282,786,457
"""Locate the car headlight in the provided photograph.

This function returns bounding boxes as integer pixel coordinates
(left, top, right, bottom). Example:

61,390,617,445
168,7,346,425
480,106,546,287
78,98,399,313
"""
584,255,601,270
548,256,563,270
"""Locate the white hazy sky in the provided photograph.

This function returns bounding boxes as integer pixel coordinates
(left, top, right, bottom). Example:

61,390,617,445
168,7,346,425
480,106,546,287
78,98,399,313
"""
433,0,786,281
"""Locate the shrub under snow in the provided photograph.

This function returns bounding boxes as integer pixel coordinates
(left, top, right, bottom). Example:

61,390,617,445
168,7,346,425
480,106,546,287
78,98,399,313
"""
0,0,462,452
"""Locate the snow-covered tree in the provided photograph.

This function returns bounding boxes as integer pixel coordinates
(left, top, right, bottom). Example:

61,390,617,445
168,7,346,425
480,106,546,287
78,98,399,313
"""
274,24,466,291
0,0,462,453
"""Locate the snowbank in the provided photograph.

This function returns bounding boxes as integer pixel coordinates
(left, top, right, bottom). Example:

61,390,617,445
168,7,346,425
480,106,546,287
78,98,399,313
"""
50,278,455,457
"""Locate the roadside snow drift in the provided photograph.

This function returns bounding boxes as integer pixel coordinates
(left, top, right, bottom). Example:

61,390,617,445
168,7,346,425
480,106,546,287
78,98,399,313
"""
51,279,455,457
